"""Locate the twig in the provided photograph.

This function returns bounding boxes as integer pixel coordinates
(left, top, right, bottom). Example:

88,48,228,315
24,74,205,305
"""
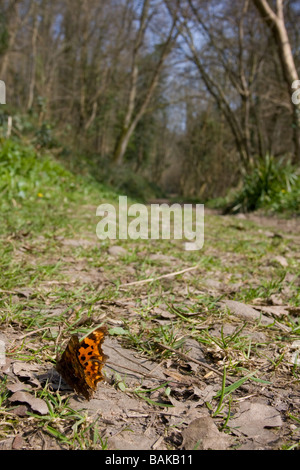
118,265,199,288
17,326,52,340
157,342,224,378
0,289,21,294
157,343,251,391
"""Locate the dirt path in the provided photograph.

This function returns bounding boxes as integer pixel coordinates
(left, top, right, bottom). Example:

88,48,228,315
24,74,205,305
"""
0,207,299,450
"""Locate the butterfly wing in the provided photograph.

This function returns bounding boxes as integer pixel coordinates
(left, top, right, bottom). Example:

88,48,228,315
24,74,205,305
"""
77,326,109,391
56,326,108,401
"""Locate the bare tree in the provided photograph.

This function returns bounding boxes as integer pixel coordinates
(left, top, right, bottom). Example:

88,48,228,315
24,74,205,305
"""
26,2,38,110
112,0,179,166
253,0,300,162
1,0,297,199
168,0,268,170
0,1,34,78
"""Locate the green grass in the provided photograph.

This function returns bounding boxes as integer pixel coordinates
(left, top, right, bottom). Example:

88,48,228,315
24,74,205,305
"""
0,138,118,236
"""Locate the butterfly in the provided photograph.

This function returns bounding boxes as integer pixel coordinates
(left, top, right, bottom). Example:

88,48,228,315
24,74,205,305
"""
56,326,109,400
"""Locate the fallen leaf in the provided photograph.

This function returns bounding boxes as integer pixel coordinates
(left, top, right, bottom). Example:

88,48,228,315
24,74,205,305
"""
190,384,218,404
0,437,15,450
152,307,176,319
221,300,273,325
15,289,33,298
61,238,95,248
6,381,32,393
228,401,282,442
203,279,223,290
11,405,28,417
163,369,187,383
254,305,290,318
269,294,284,305
182,416,233,450
108,246,127,256
12,362,41,387
182,338,207,373
12,434,24,450
107,433,160,450
8,391,49,415
12,362,40,377
273,255,288,268
286,306,300,315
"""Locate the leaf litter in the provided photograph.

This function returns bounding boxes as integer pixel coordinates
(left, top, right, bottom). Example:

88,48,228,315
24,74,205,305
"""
0,211,300,450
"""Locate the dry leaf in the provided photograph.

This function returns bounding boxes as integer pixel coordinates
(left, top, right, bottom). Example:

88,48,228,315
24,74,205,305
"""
228,401,282,442
182,416,233,450
11,405,28,417
12,362,41,387
254,305,290,318
12,362,40,377
273,255,288,268
8,391,49,415
6,381,32,393
108,246,127,256
221,300,273,325
12,435,24,450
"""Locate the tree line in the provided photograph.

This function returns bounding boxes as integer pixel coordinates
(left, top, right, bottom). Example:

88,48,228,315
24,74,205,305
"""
0,0,299,199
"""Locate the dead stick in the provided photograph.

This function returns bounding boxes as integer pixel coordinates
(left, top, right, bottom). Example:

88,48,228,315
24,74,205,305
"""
156,343,252,391
158,343,251,391
17,326,52,340
157,343,225,379
119,265,199,288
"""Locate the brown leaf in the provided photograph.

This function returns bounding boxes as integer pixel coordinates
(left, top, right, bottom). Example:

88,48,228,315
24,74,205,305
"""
273,255,288,268
11,405,28,417
6,381,32,393
163,369,187,383
182,416,233,450
12,362,40,378
228,401,282,442
254,305,290,318
8,391,49,415
12,434,24,450
108,246,127,256
152,307,176,319
221,300,273,325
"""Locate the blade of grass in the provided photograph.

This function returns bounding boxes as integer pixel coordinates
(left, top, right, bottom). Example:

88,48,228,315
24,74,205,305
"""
212,366,227,416
214,370,257,398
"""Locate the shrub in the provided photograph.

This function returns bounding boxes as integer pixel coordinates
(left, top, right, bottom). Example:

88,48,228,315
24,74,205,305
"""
223,154,300,214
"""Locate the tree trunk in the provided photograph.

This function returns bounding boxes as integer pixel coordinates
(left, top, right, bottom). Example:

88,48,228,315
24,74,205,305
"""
253,0,300,162
182,26,251,170
112,2,177,166
27,7,38,110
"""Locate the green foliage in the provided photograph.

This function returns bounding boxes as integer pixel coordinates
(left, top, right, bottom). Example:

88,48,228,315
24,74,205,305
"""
0,138,124,238
34,122,56,148
179,108,238,200
109,166,160,201
0,139,76,204
91,158,162,201
222,154,300,214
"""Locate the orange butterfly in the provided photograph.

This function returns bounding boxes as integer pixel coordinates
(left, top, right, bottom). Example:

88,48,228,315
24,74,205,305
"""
56,326,109,400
